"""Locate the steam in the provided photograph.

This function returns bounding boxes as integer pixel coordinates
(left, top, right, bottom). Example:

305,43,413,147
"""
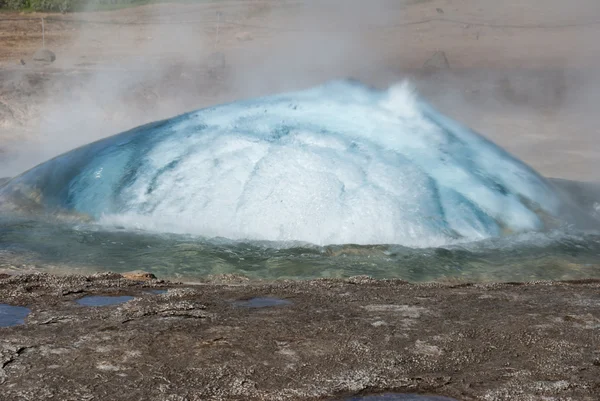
1,0,600,181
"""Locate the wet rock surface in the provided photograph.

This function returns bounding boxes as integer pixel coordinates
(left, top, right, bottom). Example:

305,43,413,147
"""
0,273,598,400
232,296,293,309
121,271,157,281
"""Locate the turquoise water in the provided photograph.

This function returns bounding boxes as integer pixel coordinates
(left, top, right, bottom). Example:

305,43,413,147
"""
0,81,567,247
1,214,600,283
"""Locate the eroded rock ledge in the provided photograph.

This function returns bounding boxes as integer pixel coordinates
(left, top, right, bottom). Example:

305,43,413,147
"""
0,273,598,400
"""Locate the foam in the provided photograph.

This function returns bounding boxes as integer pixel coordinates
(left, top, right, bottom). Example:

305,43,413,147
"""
0,80,561,246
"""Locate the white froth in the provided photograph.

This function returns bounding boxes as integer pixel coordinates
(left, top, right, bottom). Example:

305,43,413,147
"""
6,80,561,246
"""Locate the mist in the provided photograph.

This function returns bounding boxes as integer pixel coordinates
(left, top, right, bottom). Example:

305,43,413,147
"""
1,0,600,180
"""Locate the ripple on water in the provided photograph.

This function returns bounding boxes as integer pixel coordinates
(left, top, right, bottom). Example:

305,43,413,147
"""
0,304,31,327
76,295,134,307
232,297,292,308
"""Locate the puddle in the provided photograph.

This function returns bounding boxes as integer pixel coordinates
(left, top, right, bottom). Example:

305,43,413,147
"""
76,295,135,307
0,304,31,327
147,289,168,295
342,394,459,401
232,297,292,309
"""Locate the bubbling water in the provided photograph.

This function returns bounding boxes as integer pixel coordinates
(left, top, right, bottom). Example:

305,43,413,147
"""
0,80,576,247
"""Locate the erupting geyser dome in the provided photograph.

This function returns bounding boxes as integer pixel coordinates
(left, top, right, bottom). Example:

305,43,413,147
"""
0,80,563,247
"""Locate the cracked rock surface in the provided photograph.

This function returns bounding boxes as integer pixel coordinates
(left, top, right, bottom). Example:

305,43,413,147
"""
0,273,599,400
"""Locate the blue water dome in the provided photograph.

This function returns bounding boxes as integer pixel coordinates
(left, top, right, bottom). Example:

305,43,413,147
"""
0,80,561,247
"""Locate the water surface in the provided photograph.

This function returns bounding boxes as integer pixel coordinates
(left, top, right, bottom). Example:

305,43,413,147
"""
1,215,600,282
0,304,31,327
76,295,134,307
2,81,600,283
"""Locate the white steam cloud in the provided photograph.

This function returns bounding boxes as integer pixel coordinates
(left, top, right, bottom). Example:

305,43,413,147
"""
1,0,600,181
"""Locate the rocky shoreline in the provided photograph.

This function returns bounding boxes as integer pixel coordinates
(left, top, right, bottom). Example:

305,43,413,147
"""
0,272,598,400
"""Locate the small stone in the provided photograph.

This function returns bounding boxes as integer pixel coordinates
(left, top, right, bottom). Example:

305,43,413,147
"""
436,8,444,14
121,271,156,281
19,59,26,66
32,48,56,63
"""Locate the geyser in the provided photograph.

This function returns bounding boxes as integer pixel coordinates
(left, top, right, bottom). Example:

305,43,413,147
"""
0,80,562,247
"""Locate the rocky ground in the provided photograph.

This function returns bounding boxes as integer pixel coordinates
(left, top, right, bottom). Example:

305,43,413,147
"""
0,273,599,401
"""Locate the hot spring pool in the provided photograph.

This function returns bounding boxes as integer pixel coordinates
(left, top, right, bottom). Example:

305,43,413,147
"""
1,80,600,282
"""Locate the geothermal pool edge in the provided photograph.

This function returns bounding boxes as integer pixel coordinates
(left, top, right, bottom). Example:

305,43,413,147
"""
0,273,598,400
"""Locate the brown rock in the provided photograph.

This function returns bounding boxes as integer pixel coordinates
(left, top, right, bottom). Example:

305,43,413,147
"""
121,271,156,281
